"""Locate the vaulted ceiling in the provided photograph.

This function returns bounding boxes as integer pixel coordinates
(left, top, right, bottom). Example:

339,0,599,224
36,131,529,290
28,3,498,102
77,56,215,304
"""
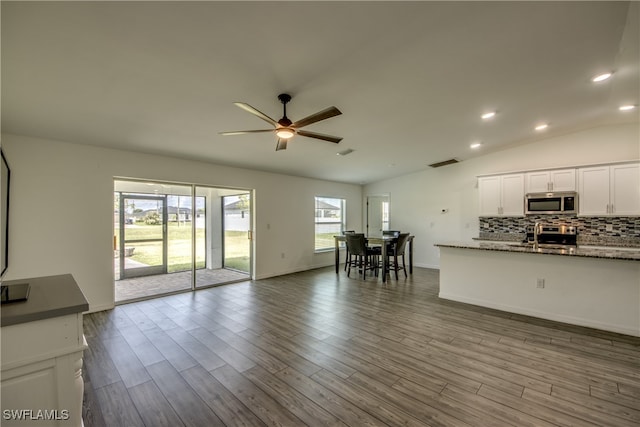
2,1,638,184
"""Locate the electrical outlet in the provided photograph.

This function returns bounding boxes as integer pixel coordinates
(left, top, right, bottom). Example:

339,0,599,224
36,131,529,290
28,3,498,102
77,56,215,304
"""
605,224,613,232
281,252,285,259
536,278,545,289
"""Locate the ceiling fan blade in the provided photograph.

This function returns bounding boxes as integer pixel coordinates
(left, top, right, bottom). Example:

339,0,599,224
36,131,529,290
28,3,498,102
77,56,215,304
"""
234,102,278,126
297,130,343,144
292,106,342,129
275,138,288,151
219,129,274,136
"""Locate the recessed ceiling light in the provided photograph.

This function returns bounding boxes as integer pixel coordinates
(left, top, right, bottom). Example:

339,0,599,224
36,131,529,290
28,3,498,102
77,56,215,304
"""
535,123,548,131
481,111,496,120
619,104,637,111
470,142,482,149
592,72,612,83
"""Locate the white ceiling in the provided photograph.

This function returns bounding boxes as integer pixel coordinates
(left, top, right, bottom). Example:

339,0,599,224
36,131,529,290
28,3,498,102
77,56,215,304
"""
2,1,638,184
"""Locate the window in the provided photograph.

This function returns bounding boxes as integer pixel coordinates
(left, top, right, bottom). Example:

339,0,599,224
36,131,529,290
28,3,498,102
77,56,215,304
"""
382,201,390,231
315,196,345,251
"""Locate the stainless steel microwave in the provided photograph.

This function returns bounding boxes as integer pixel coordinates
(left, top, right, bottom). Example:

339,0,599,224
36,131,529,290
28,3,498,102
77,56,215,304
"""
525,192,578,215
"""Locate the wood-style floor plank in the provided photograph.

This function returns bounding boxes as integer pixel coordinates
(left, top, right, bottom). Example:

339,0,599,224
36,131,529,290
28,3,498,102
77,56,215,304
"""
312,368,442,427
82,267,640,426
101,335,152,389
274,367,386,427
83,336,123,389
145,360,224,427
211,364,306,426
180,365,268,427
243,365,349,427
127,380,184,427
92,381,145,427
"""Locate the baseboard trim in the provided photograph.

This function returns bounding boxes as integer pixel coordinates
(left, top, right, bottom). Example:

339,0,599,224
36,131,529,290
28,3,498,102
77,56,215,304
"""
438,292,640,337
255,264,333,280
86,303,115,314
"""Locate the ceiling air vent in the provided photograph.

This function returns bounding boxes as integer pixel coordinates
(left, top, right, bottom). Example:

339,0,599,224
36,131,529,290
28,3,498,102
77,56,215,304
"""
337,149,354,156
428,158,460,168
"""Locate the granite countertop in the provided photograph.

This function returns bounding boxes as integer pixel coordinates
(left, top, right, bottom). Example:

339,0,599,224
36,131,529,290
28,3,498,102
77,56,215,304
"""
1,274,89,327
436,241,640,261
476,233,640,248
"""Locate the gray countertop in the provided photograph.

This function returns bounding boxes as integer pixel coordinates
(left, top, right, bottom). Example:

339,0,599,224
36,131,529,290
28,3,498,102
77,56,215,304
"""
436,241,640,261
1,274,89,327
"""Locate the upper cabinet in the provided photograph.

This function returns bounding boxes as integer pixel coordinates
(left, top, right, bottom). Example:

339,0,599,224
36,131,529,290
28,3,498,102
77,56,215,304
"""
479,162,638,217
525,169,576,193
478,174,524,216
578,163,640,216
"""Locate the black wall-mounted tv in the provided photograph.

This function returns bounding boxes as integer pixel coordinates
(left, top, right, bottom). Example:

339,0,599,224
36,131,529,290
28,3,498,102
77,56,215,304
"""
1,148,10,277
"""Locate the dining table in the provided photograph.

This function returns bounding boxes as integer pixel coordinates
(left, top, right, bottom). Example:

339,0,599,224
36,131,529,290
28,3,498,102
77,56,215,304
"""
334,234,414,283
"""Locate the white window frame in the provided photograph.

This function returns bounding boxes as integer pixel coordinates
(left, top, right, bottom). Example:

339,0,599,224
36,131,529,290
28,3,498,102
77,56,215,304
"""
314,196,345,252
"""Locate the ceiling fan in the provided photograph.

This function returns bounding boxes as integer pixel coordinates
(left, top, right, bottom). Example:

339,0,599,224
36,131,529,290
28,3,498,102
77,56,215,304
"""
220,94,343,151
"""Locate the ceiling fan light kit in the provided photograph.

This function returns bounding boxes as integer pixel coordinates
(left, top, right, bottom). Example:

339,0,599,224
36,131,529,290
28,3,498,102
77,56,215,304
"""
275,127,295,139
220,93,343,151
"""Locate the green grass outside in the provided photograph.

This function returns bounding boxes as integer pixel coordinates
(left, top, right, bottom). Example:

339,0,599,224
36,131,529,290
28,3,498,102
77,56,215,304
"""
315,232,338,251
117,223,249,273
223,230,251,272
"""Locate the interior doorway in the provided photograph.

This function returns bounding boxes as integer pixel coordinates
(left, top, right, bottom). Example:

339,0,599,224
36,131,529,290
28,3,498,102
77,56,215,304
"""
366,194,390,237
114,179,252,303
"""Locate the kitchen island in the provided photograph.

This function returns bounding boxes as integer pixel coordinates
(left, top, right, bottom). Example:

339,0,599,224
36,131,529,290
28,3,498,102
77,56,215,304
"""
436,241,640,336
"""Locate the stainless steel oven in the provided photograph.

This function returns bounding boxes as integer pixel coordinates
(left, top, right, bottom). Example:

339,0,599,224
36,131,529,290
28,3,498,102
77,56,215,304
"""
525,192,577,215
525,224,577,247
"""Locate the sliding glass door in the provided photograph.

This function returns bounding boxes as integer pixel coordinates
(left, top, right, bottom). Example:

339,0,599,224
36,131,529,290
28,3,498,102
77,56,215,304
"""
119,195,167,279
195,187,252,289
114,179,252,302
114,181,194,301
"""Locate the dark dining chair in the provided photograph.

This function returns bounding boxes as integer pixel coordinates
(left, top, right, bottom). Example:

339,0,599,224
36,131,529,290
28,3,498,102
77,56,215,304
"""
382,230,400,257
385,232,410,280
342,230,356,271
345,233,381,279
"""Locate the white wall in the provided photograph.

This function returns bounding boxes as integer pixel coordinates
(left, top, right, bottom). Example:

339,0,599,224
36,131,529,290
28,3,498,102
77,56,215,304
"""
364,123,640,268
1,134,363,311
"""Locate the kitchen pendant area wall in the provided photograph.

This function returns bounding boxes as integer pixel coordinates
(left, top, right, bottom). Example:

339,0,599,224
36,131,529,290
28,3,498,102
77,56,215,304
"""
479,216,640,247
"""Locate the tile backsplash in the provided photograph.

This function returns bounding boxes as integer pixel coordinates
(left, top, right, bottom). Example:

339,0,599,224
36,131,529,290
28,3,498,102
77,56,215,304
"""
479,216,640,247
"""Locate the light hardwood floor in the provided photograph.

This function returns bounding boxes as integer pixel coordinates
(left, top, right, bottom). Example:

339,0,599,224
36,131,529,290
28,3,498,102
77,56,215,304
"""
83,266,640,426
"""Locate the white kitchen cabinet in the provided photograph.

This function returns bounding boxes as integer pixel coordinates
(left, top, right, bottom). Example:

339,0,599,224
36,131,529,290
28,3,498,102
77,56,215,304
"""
578,163,640,215
611,163,640,215
478,174,524,216
525,169,576,193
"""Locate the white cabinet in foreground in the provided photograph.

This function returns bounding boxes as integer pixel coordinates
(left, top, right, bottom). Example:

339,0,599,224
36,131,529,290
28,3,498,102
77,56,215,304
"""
1,274,88,427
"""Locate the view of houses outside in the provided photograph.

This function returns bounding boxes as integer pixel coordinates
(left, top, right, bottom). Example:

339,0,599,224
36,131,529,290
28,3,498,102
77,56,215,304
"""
315,197,345,251
114,193,250,278
221,194,250,272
